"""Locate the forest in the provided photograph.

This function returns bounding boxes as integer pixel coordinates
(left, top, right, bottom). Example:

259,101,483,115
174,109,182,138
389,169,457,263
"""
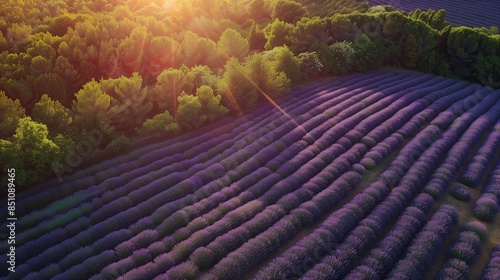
0,0,499,188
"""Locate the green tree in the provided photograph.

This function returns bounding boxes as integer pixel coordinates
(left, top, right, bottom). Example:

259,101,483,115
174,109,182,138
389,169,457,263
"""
73,79,112,117
248,21,267,51
196,85,229,122
298,51,323,79
408,8,448,31
475,55,500,87
269,46,301,83
246,52,291,99
447,26,485,78
53,56,83,96
145,35,182,78
222,58,259,113
264,19,293,50
29,55,53,76
177,86,228,131
272,0,309,24
182,31,219,67
139,110,180,134
117,27,153,74
181,65,219,95
330,41,356,74
402,34,418,69
6,23,32,51
100,73,153,133
0,31,9,52
153,67,186,115
381,11,406,40
311,42,334,74
290,16,329,53
0,117,61,188
28,73,69,107
328,14,353,42
32,94,73,135
217,28,250,61
352,34,385,71
0,90,25,138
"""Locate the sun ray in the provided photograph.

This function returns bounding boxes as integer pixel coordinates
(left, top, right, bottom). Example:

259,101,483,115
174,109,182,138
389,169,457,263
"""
241,71,315,142
224,87,244,117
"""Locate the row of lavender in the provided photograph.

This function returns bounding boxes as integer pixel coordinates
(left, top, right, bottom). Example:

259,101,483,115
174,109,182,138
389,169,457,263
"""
365,0,500,28
2,70,499,279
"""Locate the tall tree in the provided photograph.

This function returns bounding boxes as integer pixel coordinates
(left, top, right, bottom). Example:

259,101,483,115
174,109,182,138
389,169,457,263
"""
217,28,250,61
271,0,309,24
0,117,61,188
248,21,267,51
0,90,25,138
73,79,112,117
402,34,418,69
222,58,259,113
32,94,73,135
264,19,293,50
100,73,153,133
139,110,179,135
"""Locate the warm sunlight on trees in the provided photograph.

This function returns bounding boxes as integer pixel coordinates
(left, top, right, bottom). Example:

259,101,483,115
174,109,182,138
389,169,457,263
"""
0,117,61,187
32,94,73,135
217,28,250,61
223,58,259,112
139,110,179,134
177,85,228,131
73,79,112,116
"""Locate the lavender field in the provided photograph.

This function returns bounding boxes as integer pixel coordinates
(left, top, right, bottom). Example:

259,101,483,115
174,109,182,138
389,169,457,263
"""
2,69,500,279
367,0,500,28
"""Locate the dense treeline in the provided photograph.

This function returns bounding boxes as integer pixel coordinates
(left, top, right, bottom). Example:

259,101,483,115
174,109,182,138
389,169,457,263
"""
0,0,499,188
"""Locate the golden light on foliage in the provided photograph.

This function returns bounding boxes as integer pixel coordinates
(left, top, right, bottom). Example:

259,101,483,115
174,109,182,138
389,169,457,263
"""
161,0,177,11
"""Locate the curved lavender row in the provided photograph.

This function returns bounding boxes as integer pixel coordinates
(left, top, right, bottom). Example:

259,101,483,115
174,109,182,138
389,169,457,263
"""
385,205,459,279
6,71,410,278
436,221,487,279
473,158,500,222
344,194,435,279
458,120,500,187
480,244,500,280
359,78,471,169
424,91,500,198
253,82,497,279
